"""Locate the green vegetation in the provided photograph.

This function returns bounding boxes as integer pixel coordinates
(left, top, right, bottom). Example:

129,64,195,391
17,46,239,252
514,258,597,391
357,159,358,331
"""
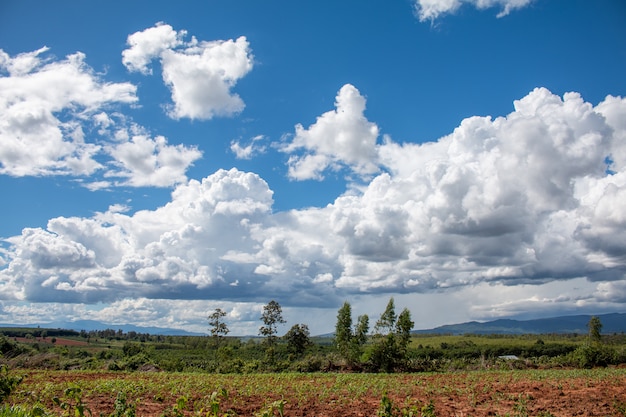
365,298,414,372
334,301,369,368
0,312,623,415
1,307,625,373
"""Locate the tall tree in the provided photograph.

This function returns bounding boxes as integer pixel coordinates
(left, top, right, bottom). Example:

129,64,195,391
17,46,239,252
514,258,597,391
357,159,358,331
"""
354,314,370,349
335,302,354,360
395,308,414,353
588,316,603,345
375,298,397,335
284,323,312,356
368,298,414,372
259,300,286,347
208,308,229,347
334,301,369,366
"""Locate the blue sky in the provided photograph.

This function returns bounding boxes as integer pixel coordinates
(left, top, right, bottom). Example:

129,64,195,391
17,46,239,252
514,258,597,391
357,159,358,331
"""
1,0,625,335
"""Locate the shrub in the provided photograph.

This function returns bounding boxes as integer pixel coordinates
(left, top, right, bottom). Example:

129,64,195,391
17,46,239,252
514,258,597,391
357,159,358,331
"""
568,345,617,368
0,366,22,403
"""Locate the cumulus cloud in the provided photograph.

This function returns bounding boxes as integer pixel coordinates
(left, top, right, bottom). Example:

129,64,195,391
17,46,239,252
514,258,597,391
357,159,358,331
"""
121,22,184,74
281,84,380,180
0,88,625,324
0,48,200,187
107,135,202,187
0,47,136,177
230,135,267,160
122,23,253,120
415,0,534,21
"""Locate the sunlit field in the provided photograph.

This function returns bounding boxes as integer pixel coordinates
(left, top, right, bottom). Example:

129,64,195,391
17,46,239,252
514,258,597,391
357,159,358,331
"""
3,368,625,416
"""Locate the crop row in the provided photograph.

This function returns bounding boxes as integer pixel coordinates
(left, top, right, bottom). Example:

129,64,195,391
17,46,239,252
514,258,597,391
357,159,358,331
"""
4,368,626,416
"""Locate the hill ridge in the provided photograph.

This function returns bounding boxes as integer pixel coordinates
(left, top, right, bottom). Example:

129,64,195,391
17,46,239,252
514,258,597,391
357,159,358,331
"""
413,312,626,335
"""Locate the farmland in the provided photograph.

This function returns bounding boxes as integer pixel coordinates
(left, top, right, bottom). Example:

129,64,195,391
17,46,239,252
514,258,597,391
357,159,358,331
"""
4,368,626,416
1,325,626,415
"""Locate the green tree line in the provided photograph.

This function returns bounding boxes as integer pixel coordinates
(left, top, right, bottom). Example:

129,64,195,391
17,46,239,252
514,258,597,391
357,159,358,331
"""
2,305,625,373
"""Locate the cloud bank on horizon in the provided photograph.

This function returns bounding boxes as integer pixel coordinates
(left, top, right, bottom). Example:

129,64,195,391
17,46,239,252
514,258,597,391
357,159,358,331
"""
1,1,625,334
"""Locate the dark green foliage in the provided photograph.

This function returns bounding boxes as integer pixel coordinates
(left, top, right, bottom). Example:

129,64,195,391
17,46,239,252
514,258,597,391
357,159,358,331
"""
283,324,312,356
567,344,623,368
122,342,143,357
0,366,21,403
367,298,414,372
374,299,397,335
0,328,79,339
396,309,414,355
335,302,353,360
334,302,369,366
0,337,27,359
259,300,286,347
208,308,229,347
588,316,603,344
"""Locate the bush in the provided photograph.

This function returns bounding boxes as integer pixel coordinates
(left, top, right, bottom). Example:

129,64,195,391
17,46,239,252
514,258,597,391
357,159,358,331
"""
568,345,618,368
0,338,28,359
289,354,325,372
0,365,22,403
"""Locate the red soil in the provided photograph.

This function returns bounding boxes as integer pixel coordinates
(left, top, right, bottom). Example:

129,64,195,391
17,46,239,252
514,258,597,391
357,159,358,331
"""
14,370,626,416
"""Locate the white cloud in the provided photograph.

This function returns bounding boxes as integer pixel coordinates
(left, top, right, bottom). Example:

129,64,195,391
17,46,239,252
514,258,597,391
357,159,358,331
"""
121,22,184,75
0,48,136,177
281,84,380,180
107,135,202,187
230,135,267,160
415,0,534,21
122,23,254,120
0,47,202,187
0,87,625,332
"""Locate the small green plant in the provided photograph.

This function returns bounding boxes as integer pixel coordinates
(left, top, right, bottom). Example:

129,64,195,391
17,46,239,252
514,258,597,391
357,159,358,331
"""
110,392,135,417
0,366,22,403
512,394,530,417
159,395,188,417
255,399,286,417
205,388,233,417
377,392,396,417
377,394,424,417
614,400,626,416
420,400,436,417
52,387,92,417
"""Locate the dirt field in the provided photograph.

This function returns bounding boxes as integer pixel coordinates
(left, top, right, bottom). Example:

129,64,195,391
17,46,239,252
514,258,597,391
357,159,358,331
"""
12,369,626,416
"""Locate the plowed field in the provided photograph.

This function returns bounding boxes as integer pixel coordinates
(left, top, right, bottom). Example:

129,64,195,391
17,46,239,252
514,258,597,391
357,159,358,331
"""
9,368,626,416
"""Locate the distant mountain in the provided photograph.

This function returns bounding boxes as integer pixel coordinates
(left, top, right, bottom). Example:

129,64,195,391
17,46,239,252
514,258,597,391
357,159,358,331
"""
0,320,204,336
413,313,626,335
